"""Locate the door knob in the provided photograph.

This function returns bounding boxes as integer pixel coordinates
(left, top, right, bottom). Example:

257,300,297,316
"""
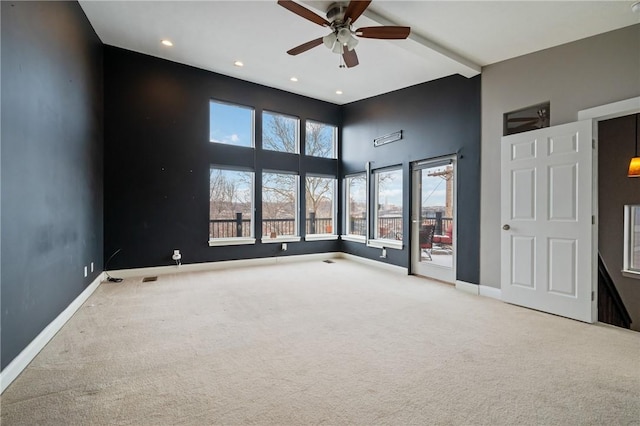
502,224,510,230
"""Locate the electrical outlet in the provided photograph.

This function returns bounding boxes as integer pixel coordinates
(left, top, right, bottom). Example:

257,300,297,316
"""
91,262,94,273
281,243,287,251
84,266,88,277
172,249,181,261
380,248,387,259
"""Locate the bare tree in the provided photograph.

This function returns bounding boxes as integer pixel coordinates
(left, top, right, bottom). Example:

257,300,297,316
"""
263,114,296,152
209,169,251,219
262,172,296,219
348,174,367,216
306,121,333,157
305,176,333,217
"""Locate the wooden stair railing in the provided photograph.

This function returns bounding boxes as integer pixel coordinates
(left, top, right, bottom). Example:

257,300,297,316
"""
598,253,632,329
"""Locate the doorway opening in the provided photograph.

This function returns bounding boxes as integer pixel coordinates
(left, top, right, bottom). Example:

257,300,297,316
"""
411,156,456,283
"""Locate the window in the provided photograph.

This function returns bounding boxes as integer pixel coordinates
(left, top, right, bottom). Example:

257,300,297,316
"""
345,173,367,238
305,176,336,237
209,167,254,245
209,100,254,148
305,121,337,158
374,168,403,243
262,172,299,239
624,205,640,278
262,111,299,153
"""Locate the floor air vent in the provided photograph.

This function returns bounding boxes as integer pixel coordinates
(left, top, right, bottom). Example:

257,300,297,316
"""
142,276,158,282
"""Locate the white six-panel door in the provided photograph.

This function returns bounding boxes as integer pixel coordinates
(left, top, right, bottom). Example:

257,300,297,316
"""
501,120,594,323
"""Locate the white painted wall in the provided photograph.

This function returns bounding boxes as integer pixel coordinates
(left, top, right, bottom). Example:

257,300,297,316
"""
480,24,640,288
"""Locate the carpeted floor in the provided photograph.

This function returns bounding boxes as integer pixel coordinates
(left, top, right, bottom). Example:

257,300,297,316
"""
1,259,639,425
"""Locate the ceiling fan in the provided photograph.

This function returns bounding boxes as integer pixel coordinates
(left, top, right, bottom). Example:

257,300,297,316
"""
277,0,411,68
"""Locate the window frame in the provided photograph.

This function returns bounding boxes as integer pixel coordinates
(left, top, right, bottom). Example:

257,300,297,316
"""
209,100,255,148
262,110,300,154
370,166,403,250
261,170,301,243
208,166,256,246
623,204,640,279
305,120,337,159
304,174,338,241
343,172,367,243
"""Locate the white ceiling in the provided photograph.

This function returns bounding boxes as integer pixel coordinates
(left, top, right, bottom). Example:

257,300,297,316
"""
79,1,639,105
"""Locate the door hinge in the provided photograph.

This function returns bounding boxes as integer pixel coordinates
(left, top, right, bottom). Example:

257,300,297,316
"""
591,291,595,301
592,215,595,225
592,139,596,149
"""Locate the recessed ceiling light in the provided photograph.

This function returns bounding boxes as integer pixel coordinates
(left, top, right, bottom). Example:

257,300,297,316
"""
336,90,343,95
632,1,640,13
290,77,298,82
161,39,173,47
234,61,244,67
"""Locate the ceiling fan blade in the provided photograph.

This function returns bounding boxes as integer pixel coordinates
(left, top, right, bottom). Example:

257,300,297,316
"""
507,117,539,122
356,26,411,39
344,0,371,24
343,49,359,68
514,121,538,130
286,37,324,55
277,0,330,27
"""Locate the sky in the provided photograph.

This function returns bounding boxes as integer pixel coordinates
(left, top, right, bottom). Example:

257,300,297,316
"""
209,101,253,147
378,170,403,207
421,170,447,208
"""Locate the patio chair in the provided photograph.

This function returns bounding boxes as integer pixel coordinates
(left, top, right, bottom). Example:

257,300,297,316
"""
419,224,435,261
433,226,453,254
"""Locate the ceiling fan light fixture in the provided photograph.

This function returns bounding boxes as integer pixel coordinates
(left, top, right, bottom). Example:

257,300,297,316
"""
336,28,358,51
323,33,337,49
345,35,359,51
332,42,344,54
336,28,351,43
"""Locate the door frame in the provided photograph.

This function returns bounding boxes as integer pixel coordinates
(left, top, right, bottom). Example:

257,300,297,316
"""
410,155,457,283
578,96,640,322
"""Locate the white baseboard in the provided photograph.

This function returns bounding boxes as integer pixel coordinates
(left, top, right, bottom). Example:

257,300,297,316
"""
107,252,343,279
107,252,408,280
338,252,408,274
1,273,104,394
479,285,502,300
455,280,479,295
456,281,503,300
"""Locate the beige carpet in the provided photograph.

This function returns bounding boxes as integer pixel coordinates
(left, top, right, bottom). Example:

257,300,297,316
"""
1,259,639,425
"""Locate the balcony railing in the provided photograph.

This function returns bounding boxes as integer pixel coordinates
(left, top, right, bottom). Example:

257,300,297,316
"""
209,213,334,239
210,214,453,240
347,216,452,240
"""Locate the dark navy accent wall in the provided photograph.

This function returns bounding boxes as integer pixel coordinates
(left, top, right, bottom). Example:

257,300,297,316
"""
104,47,341,269
1,1,104,369
341,76,481,284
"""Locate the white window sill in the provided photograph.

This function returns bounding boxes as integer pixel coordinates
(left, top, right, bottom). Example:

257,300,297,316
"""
209,238,256,247
622,269,640,280
261,236,301,244
367,239,403,250
341,234,366,244
305,234,338,241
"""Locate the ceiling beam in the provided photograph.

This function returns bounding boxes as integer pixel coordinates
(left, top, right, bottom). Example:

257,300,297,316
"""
363,8,481,78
